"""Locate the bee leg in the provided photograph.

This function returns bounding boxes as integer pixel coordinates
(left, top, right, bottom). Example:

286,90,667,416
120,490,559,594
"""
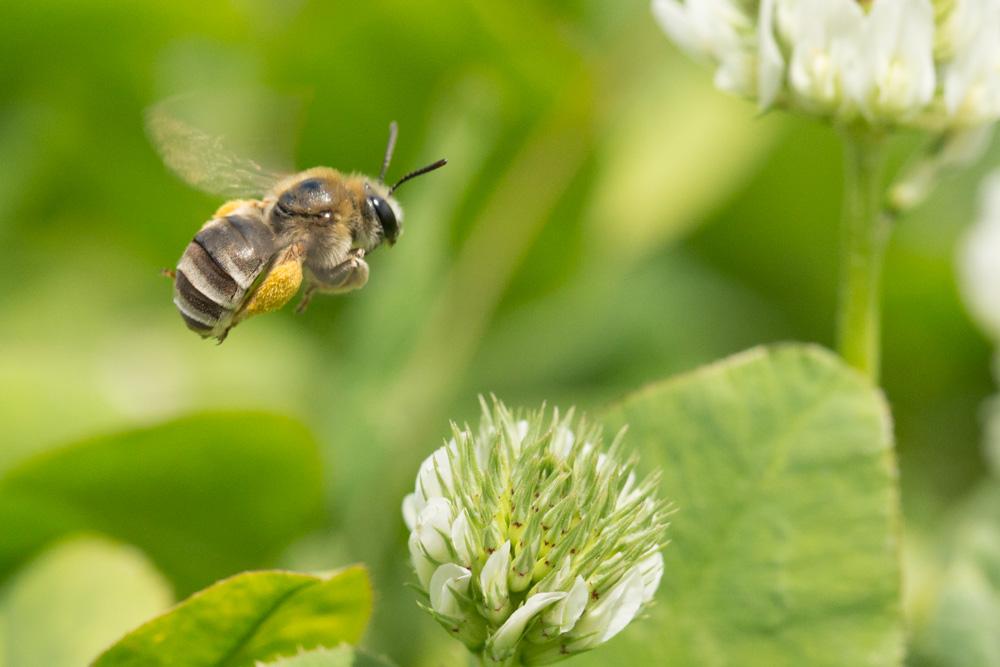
161,268,176,280
236,248,305,328
313,252,370,295
295,286,317,314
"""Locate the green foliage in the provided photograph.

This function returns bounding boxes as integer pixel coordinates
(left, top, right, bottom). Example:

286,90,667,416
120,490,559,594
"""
586,345,903,666
258,645,396,667
0,537,172,667
912,481,1000,666
93,566,372,667
0,412,325,595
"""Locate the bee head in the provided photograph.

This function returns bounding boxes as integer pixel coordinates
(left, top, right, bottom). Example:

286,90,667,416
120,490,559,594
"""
370,121,446,247
364,183,403,246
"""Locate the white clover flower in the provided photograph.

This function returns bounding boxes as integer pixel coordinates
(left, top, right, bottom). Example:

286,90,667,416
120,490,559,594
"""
653,0,1000,129
652,0,759,96
783,0,867,115
859,0,937,119
402,399,670,665
939,0,1000,115
959,170,1000,340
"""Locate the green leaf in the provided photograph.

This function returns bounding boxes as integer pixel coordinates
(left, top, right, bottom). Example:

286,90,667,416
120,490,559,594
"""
591,344,902,666
257,646,354,667
93,565,373,667
0,412,325,595
913,482,1000,666
257,645,396,667
0,536,172,667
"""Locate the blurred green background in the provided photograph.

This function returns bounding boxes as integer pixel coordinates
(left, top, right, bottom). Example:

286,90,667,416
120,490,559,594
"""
0,0,997,664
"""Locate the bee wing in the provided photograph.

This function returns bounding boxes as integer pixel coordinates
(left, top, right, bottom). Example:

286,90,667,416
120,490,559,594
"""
146,94,298,198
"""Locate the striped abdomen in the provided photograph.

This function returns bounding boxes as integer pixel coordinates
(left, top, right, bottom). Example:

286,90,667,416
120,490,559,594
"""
174,208,276,340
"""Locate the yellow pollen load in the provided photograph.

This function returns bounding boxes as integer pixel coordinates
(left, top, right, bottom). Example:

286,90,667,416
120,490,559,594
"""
213,199,258,218
244,259,304,317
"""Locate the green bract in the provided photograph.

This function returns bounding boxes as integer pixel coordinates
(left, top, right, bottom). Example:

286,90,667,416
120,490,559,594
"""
402,399,669,665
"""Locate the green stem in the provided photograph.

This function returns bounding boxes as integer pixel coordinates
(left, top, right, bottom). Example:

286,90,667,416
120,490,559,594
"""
836,128,889,382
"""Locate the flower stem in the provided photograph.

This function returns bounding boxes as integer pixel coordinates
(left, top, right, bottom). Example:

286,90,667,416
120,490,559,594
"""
836,127,889,382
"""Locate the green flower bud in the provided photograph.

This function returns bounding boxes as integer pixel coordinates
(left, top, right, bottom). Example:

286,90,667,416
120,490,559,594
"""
402,398,670,665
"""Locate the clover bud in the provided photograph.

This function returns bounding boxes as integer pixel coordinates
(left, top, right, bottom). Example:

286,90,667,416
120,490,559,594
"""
403,398,671,665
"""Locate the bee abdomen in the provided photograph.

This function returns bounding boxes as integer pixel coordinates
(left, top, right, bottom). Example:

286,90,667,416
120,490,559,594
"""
173,212,276,339
173,269,226,335
195,214,275,289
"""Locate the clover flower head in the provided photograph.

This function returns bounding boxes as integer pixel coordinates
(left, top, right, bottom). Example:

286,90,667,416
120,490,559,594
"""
402,399,670,665
653,0,1000,129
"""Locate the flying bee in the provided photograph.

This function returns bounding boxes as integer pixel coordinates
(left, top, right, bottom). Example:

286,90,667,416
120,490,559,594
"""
147,102,446,342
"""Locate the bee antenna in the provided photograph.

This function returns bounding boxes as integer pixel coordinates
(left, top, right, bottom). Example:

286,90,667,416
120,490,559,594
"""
379,121,399,183
389,158,448,195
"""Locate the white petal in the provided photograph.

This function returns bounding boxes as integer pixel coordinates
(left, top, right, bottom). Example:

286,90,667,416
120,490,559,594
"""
415,497,454,563
450,509,475,566
773,0,799,43
757,0,785,109
569,567,645,649
488,592,567,660
787,0,865,114
543,575,590,634
402,493,420,531
944,0,1000,61
652,0,757,97
861,0,935,119
504,419,531,455
408,531,436,589
639,552,664,603
713,52,756,97
480,540,511,609
429,563,471,618
651,0,703,58
549,426,575,460
416,446,454,502
598,568,646,642
944,8,1000,124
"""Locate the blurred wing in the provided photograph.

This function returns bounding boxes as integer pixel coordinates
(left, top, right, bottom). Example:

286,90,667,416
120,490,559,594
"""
146,101,290,199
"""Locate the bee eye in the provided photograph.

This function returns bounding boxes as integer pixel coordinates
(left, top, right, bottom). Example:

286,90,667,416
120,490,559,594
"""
368,196,399,245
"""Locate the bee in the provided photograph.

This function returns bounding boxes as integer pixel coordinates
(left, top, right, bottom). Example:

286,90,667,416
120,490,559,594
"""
148,103,446,342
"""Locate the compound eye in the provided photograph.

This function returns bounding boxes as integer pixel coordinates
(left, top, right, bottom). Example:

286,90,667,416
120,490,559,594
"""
368,196,399,245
